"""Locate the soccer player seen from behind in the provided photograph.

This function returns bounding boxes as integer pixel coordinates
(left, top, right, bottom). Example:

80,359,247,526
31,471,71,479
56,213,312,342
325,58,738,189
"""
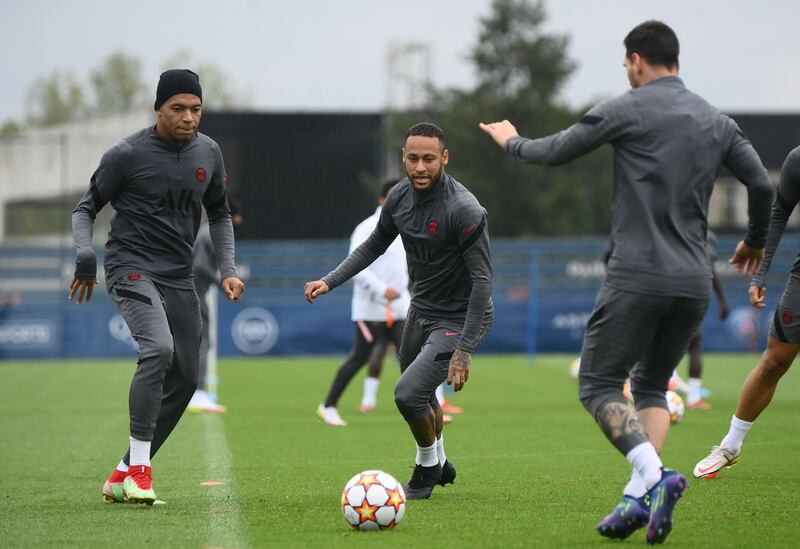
316,179,410,426
480,21,772,544
694,147,800,480
70,69,245,505
305,122,494,499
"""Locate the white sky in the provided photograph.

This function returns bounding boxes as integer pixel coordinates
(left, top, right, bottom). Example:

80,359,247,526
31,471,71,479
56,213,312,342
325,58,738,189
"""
2,0,799,124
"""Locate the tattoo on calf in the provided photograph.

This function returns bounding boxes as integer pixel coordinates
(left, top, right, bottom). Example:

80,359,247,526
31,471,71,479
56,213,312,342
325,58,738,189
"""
596,401,647,451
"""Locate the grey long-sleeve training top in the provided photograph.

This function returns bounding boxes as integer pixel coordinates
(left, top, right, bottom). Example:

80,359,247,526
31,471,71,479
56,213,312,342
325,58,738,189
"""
72,126,237,290
506,76,773,299
322,174,493,353
751,146,800,289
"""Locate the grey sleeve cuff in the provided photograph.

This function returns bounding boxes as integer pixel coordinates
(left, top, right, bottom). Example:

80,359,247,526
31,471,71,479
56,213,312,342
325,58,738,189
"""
209,217,238,280
72,210,97,280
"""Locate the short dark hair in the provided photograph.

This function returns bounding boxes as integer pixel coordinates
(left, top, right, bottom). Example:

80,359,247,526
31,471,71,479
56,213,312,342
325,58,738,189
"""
405,122,445,149
624,20,679,70
380,179,400,199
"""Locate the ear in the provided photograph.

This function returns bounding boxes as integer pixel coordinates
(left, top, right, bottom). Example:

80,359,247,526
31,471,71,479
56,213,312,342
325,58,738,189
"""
632,53,644,72
441,149,449,166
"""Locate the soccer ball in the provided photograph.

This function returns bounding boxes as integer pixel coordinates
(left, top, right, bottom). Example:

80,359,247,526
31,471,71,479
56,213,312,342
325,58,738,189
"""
341,470,406,531
666,390,685,424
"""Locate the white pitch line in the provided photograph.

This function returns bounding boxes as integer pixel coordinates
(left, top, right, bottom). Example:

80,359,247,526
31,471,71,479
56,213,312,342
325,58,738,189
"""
202,413,248,549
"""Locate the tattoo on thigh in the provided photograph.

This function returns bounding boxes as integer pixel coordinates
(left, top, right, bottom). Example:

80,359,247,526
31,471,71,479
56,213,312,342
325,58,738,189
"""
597,401,646,442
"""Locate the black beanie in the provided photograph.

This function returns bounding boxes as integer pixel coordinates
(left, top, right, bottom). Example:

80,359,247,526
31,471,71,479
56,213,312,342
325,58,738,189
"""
154,69,202,110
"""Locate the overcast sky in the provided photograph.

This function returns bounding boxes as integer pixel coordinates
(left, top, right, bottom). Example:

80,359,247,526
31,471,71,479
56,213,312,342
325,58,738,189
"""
2,0,799,126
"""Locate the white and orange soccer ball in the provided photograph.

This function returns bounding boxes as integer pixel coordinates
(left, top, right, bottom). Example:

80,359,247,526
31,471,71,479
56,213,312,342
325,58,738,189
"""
666,390,685,424
341,470,406,531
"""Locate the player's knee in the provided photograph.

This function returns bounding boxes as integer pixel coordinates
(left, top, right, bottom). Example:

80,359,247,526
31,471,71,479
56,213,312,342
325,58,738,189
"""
140,338,174,364
758,352,793,379
393,379,421,420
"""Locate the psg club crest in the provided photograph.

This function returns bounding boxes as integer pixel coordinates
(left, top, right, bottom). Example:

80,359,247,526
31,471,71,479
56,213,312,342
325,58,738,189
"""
195,167,207,183
427,220,439,236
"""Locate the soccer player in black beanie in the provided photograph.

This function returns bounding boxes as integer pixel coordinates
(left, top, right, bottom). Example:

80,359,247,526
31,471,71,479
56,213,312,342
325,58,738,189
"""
71,68,244,504
154,69,203,110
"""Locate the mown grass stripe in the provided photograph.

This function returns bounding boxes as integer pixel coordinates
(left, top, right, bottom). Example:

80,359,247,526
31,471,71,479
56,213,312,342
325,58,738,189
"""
202,413,248,548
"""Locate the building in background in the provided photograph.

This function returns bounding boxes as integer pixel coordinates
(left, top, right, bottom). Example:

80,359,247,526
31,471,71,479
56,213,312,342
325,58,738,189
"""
2,111,800,359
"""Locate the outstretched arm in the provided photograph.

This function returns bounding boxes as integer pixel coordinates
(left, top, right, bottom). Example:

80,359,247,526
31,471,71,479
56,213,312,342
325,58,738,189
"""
480,93,640,166
305,206,399,304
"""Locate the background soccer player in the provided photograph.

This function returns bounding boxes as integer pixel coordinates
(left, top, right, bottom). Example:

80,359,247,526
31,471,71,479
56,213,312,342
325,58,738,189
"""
70,69,245,505
694,146,800,480
681,230,729,410
305,122,493,499
480,20,772,543
316,179,410,426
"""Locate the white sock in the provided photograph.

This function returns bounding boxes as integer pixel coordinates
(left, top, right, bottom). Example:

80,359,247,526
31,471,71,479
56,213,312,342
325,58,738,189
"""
720,415,753,453
415,441,439,467
129,437,152,467
436,434,447,465
361,377,379,406
626,442,663,490
670,370,690,394
435,384,445,405
116,460,129,473
687,377,702,405
622,466,647,498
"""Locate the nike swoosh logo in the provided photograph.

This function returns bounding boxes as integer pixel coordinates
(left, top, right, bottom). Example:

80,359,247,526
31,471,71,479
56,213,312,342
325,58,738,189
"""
445,330,460,336
462,223,476,237
696,462,722,474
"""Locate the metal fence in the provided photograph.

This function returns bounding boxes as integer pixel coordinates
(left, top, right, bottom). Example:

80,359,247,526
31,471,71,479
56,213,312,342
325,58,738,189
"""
1,235,793,359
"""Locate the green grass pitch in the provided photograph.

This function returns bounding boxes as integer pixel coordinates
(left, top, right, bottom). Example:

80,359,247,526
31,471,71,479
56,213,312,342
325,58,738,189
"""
1,353,798,547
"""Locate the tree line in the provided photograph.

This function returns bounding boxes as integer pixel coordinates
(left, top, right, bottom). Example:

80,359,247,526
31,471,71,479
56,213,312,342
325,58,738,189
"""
0,50,248,138
3,0,613,236
389,0,614,236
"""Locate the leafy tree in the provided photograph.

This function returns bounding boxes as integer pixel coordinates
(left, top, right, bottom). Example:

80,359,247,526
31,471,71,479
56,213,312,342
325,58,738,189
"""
471,0,575,106
389,0,613,236
0,120,21,138
89,51,148,115
25,70,85,127
161,50,250,110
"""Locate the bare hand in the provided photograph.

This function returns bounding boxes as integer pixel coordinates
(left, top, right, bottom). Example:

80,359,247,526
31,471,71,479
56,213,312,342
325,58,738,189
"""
222,276,245,301
479,120,520,149
719,301,730,320
748,285,767,309
384,287,401,301
304,280,329,304
68,276,98,305
446,348,471,392
729,240,764,277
